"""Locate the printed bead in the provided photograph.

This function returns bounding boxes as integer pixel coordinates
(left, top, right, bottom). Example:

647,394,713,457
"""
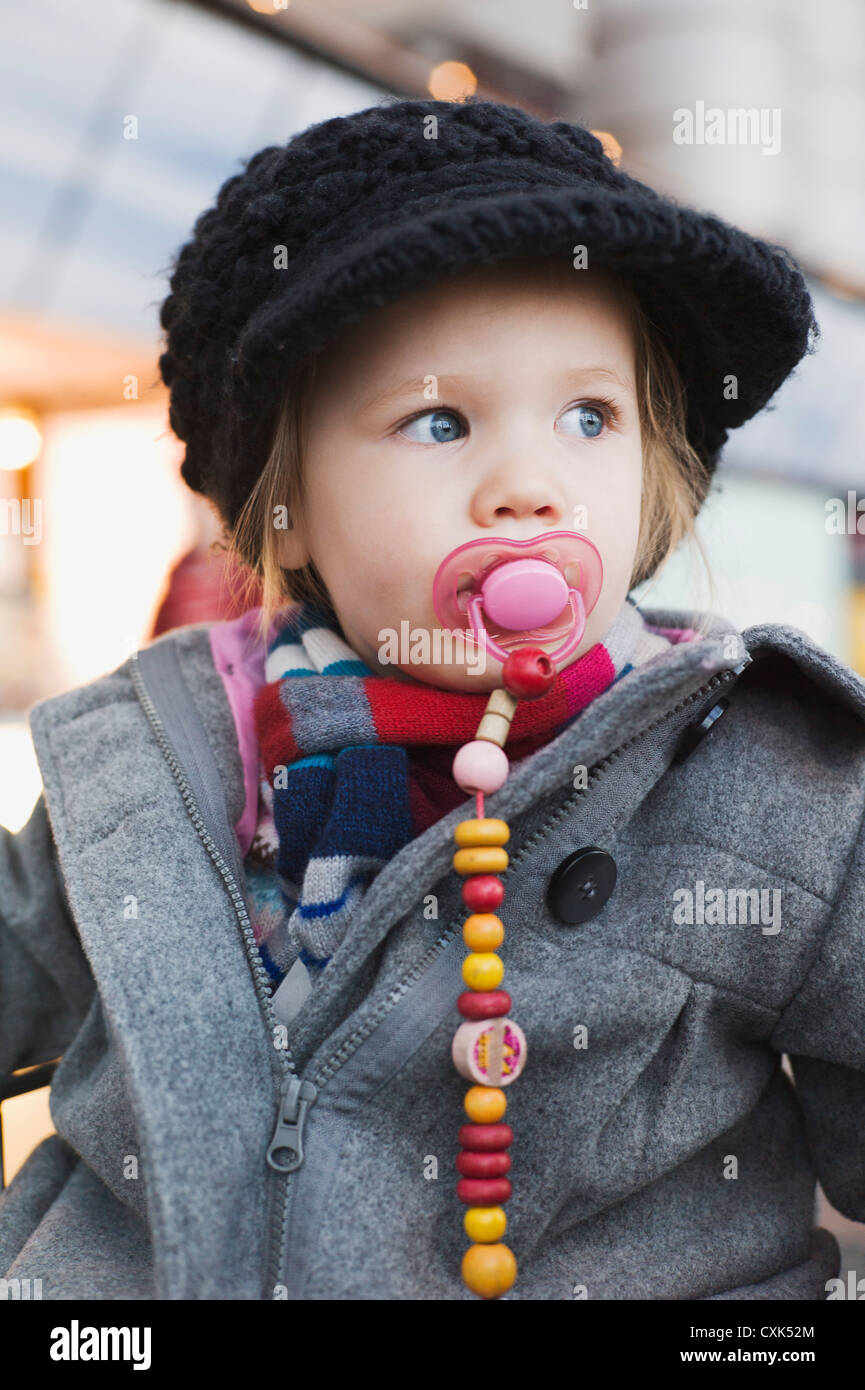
452,740,509,795
461,876,504,911
461,953,504,991
501,646,556,699
452,1017,527,1086
457,1150,511,1179
462,913,504,951
456,1177,512,1205
463,1206,507,1244
457,989,511,1020
453,818,510,848
462,1242,517,1298
453,846,508,875
459,1122,513,1151
464,1087,507,1124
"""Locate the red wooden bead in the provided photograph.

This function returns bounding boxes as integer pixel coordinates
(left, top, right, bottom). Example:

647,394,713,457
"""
457,1177,512,1205
457,989,511,1020
459,1122,513,1152
461,875,505,911
501,646,556,699
457,1150,511,1179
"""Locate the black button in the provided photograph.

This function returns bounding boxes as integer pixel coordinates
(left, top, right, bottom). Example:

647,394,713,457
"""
546,847,617,925
672,696,731,765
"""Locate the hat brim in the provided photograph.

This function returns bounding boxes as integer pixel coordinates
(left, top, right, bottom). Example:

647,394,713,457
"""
235,179,818,468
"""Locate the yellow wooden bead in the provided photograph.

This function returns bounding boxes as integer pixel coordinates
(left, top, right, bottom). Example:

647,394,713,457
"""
461,1242,517,1299
464,1206,507,1243
464,1085,507,1123
453,846,509,875
462,913,504,951
453,818,510,848
462,952,503,990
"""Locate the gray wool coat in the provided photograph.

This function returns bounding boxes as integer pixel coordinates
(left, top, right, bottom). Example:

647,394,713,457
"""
2,606,865,1301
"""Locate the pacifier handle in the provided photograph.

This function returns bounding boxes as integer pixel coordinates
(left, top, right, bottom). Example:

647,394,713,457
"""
467,586,586,665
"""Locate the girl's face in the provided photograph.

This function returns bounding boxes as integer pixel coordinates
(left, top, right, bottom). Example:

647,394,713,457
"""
276,260,644,692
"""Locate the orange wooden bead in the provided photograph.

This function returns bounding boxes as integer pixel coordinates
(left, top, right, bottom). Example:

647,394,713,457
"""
464,1086,507,1123
462,913,504,951
453,846,509,875
453,818,510,848
461,1242,517,1299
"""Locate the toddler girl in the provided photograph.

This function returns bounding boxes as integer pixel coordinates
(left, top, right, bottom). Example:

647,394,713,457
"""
2,99,863,1302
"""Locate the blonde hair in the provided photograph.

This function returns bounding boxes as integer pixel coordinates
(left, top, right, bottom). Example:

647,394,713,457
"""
626,289,720,636
222,275,719,648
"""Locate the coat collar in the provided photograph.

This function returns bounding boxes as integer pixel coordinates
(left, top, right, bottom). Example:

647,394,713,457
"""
645,604,865,723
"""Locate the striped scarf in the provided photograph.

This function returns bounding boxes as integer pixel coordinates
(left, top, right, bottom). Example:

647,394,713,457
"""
245,595,680,992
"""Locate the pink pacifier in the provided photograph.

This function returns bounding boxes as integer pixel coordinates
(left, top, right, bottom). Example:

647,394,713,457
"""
432,530,603,665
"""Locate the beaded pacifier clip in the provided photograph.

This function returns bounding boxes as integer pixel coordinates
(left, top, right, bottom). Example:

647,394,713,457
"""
433,532,603,1298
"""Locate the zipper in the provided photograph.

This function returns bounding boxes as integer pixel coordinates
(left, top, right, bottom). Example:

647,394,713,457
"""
128,649,312,1300
267,659,748,1292
131,646,744,1298
266,1076,318,1171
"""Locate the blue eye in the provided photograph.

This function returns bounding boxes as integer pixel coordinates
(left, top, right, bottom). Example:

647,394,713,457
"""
400,409,465,444
559,404,606,439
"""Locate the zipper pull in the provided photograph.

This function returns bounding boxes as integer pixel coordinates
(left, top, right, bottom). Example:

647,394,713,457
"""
266,1075,318,1172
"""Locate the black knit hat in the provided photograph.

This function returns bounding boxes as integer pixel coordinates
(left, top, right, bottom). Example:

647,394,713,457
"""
158,98,819,534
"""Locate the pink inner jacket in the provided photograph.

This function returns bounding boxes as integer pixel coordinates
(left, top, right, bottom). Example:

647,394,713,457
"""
209,607,285,858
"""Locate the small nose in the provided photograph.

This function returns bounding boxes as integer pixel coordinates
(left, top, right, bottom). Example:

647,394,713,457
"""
473,466,566,528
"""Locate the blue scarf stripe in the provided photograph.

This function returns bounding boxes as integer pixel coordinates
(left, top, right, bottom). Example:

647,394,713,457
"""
273,762,335,880
259,936,294,981
320,657,370,676
274,747,412,889
290,753,336,772
298,947,331,971
297,869,380,919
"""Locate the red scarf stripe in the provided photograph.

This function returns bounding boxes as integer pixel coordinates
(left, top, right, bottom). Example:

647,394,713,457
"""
522,642,616,731
253,679,301,774
253,640,618,786
363,643,611,746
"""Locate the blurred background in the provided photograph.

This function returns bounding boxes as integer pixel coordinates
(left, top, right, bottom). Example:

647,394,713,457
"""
1,0,863,1278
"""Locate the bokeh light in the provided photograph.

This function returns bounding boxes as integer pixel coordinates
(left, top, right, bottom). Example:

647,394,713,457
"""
0,408,42,471
428,61,478,103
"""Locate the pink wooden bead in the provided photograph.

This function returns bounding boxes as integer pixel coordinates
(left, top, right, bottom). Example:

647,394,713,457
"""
452,740,510,795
